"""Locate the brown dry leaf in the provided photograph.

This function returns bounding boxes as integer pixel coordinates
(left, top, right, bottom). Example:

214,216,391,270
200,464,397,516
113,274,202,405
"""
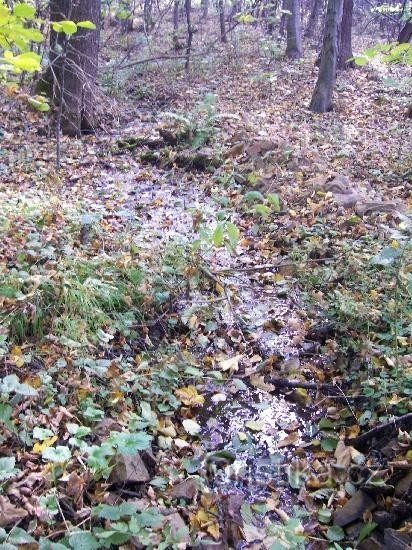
219,354,242,372
158,418,177,437
175,386,204,407
0,495,28,527
66,472,85,507
334,440,351,469
278,432,300,448
249,374,275,392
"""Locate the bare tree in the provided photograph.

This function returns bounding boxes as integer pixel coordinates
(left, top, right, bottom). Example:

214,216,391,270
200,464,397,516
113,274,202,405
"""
285,0,303,58
337,0,354,68
309,0,343,112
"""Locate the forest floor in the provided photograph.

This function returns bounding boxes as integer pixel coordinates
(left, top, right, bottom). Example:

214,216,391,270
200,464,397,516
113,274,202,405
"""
0,28,411,549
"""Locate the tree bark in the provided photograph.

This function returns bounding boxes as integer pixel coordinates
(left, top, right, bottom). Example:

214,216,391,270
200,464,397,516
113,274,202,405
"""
47,0,101,137
201,0,209,19
337,0,354,68
309,0,343,113
218,0,227,43
184,0,193,69
143,0,154,31
304,0,320,38
285,0,303,58
398,20,412,43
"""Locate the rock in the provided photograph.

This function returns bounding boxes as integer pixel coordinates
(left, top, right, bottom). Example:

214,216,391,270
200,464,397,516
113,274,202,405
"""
333,192,361,209
355,201,399,216
394,470,412,498
359,534,385,550
167,512,190,546
306,174,329,189
334,490,376,527
384,528,412,549
372,510,396,529
109,453,151,484
325,174,353,194
168,478,198,501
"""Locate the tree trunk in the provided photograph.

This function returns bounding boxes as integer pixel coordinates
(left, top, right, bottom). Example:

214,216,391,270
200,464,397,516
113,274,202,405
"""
144,0,154,31
337,0,354,68
201,0,209,19
398,20,412,43
285,0,303,58
218,0,227,43
304,0,320,38
47,0,101,137
309,0,343,113
184,0,193,69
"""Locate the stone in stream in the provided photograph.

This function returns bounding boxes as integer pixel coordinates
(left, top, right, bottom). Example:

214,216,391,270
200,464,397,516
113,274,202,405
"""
334,490,376,527
168,478,199,501
109,453,151,484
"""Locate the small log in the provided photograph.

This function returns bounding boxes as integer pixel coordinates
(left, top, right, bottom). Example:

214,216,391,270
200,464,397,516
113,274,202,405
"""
351,413,412,451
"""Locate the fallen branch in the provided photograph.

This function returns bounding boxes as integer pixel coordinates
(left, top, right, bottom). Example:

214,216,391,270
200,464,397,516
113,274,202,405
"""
213,256,341,274
351,413,412,451
267,378,337,391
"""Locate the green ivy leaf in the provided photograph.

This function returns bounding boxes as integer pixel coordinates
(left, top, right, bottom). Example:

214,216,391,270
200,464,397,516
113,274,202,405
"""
326,525,345,542
69,531,100,550
92,502,139,520
110,431,152,454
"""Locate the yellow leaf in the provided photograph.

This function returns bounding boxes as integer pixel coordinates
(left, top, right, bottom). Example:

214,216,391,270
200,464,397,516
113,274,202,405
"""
33,436,57,454
109,390,124,404
347,425,360,439
207,522,220,540
10,346,24,367
175,385,205,407
215,283,224,294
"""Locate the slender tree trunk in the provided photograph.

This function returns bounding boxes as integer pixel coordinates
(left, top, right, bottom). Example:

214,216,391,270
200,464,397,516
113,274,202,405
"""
47,0,101,137
309,0,343,112
265,0,278,35
304,0,320,38
184,0,193,69
285,0,303,58
173,0,180,30
337,0,354,68
398,20,412,43
201,0,209,19
279,11,287,38
218,0,227,43
144,0,154,31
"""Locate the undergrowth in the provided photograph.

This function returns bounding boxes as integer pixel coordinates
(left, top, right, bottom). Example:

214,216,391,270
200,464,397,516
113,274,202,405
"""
292,221,412,417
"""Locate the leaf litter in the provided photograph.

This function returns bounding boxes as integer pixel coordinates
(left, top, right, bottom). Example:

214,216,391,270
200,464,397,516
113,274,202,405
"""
0,30,411,549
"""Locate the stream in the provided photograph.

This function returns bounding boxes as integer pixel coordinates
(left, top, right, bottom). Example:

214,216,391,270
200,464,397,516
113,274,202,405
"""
97,125,318,518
